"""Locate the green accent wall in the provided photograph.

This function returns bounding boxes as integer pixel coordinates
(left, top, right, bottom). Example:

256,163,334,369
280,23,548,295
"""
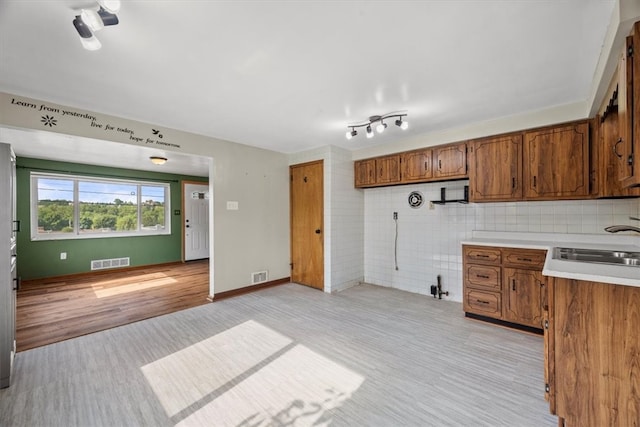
16,157,208,280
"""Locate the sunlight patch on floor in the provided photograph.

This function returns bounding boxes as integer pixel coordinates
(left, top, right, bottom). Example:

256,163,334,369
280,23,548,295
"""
91,276,177,298
141,320,293,417
175,343,365,427
141,319,364,426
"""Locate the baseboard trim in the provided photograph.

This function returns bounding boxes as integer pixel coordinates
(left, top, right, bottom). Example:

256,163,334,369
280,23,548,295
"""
208,277,290,302
464,312,543,336
21,260,195,285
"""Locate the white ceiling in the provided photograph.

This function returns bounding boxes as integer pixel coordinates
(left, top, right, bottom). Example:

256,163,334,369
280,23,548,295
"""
0,0,616,175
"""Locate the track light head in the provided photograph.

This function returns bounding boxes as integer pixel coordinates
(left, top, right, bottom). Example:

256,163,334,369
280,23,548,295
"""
80,9,104,32
97,7,119,26
395,117,409,130
73,16,102,50
366,125,374,138
376,121,387,133
344,128,357,140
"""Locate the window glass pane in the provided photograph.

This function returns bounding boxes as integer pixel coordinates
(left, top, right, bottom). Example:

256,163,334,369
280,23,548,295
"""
79,181,138,233
141,185,166,231
36,178,74,235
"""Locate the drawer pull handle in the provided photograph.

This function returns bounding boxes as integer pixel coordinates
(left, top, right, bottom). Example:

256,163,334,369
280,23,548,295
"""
476,299,490,305
476,274,490,279
517,257,533,262
512,279,516,291
476,254,490,258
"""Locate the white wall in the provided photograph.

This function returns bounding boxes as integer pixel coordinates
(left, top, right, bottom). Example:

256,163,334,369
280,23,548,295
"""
289,146,364,293
364,179,640,302
0,92,291,295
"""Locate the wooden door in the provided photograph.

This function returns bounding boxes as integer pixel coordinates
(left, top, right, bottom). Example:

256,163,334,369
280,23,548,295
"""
183,182,210,261
401,149,432,182
523,122,590,199
503,267,545,328
290,160,324,290
433,143,467,179
469,134,522,201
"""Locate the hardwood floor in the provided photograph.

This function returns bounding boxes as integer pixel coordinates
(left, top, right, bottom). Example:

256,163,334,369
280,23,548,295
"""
16,260,210,352
1,283,557,426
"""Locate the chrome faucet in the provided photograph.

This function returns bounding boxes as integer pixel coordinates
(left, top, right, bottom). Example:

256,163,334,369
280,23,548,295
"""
605,216,640,234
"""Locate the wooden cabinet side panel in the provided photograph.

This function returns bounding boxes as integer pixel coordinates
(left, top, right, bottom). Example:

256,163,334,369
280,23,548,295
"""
469,135,523,201
554,279,640,426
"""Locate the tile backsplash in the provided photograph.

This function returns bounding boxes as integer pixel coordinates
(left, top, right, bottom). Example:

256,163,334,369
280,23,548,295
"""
364,180,640,302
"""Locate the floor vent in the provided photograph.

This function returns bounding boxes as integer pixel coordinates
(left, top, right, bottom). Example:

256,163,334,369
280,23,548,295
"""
91,257,130,271
251,270,268,284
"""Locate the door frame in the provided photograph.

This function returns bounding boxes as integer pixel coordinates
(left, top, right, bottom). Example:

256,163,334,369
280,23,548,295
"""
181,180,210,262
289,160,324,291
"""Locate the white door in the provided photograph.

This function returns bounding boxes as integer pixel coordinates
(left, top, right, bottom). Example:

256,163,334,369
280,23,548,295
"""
184,183,210,261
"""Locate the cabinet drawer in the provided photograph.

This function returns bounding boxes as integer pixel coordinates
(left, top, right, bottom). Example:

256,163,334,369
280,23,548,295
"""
464,289,502,318
503,249,546,269
465,264,501,291
463,246,501,264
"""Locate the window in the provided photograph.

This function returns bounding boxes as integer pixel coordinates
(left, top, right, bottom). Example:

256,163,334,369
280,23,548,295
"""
31,173,170,240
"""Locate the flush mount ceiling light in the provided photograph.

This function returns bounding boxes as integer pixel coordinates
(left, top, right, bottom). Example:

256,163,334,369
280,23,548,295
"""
73,2,120,51
150,156,168,165
346,111,408,140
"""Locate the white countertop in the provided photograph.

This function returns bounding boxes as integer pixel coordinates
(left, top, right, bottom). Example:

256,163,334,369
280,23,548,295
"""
462,231,640,288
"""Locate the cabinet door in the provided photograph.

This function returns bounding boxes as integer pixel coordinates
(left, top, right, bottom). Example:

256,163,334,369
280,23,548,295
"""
620,23,640,188
354,159,376,187
376,155,401,184
401,149,432,182
598,109,640,197
503,267,545,329
433,143,467,179
523,122,590,199
469,134,522,201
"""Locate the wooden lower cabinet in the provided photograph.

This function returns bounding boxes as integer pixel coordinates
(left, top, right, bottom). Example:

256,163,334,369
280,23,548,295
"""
463,245,546,330
546,278,640,426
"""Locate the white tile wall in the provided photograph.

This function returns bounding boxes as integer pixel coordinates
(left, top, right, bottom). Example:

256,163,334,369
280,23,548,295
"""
364,180,640,302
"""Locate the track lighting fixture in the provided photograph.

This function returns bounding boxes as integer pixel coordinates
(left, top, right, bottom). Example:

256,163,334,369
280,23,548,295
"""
346,112,408,140
73,2,120,51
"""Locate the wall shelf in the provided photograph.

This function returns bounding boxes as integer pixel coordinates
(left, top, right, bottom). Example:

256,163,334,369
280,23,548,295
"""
431,185,469,205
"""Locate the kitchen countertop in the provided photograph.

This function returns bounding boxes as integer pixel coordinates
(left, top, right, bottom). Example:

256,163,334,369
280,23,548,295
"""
462,231,640,288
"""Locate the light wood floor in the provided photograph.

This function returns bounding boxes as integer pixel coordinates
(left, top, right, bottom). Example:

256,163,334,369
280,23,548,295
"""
16,260,210,352
1,283,558,426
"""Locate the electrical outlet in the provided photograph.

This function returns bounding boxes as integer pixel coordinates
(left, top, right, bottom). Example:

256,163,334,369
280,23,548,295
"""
393,212,398,220
60,252,67,260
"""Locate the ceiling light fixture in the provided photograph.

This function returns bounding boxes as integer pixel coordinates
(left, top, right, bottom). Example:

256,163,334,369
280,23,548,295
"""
346,112,408,140
150,156,168,165
73,2,120,51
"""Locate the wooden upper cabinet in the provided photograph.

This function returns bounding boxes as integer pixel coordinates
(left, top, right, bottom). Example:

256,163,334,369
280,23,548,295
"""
376,155,401,184
401,149,432,183
354,158,376,187
523,122,590,200
620,22,640,188
469,134,523,202
354,155,401,188
433,143,467,179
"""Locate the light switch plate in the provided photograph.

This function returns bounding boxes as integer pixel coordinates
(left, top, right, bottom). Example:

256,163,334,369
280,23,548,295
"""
226,201,239,210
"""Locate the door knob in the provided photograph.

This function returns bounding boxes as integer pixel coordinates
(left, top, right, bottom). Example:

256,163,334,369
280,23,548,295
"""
315,229,321,234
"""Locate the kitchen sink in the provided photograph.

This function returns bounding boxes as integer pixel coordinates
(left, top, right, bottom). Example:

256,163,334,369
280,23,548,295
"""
553,247,640,267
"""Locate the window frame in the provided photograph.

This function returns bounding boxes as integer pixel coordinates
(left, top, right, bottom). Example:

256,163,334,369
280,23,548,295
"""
30,172,171,241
